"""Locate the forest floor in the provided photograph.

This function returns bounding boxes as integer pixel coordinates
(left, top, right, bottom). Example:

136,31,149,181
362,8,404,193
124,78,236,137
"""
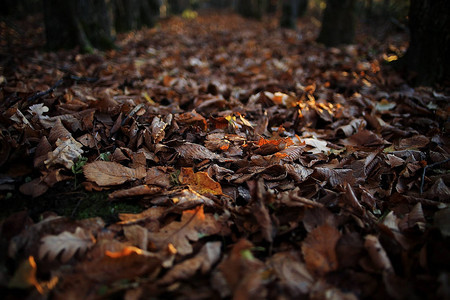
0,12,449,300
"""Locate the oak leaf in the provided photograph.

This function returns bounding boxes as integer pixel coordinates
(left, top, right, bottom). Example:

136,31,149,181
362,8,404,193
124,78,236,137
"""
83,161,146,186
39,227,95,263
44,137,84,169
149,205,222,255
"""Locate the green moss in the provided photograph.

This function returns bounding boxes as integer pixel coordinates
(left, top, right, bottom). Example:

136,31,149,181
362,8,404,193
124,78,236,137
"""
0,181,143,223
69,191,142,222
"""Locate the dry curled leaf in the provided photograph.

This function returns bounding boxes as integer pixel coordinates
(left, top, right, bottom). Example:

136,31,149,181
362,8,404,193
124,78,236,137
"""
83,161,146,186
39,227,95,263
44,137,84,169
108,184,162,200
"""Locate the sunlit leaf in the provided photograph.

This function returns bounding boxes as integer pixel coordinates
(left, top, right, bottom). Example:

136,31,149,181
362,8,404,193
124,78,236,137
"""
179,167,223,196
83,161,146,186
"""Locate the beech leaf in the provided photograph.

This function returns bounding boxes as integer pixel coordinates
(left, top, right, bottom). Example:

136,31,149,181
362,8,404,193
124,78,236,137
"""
301,224,341,275
149,205,222,255
83,161,146,186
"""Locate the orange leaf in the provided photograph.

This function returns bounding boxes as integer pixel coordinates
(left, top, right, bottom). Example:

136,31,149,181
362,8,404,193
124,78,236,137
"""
179,167,223,196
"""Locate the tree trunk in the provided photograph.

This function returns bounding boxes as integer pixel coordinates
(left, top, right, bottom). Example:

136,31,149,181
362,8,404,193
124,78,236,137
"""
236,0,266,20
114,0,159,32
280,0,307,29
43,0,115,52
168,0,190,14
400,0,450,86
317,0,356,47
1,0,41,17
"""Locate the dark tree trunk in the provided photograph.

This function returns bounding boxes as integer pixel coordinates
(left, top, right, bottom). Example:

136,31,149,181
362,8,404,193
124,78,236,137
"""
280,0,307,29
236,0,266,20
317,0,356,47
400,0,450,86
43,0,115,52
1,0,41,17
168,0,190,14
114,0,159,32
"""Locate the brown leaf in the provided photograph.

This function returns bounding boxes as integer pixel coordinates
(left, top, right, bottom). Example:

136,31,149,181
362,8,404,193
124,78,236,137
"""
48,118,72,144
34,136,52,168
175,142,221,161
108,184,162,200
397,135,430,150
364,235,393,273
39,227,95,263
79,246,161,283
83,161,146,186
148,205,222,255
179,167,223,196
301,224,341,275
123,225,149,250
212,239,266,299
19,178,49,198
314,167,354,187
118,206,166,225
266,251,313,296
150,116,168,144
145,166,172,187
346,129,388,148
157,241,221,285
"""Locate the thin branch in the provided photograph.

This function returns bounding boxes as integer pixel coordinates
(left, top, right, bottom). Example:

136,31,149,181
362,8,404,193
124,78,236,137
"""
420,158,450,195
26,79,64,102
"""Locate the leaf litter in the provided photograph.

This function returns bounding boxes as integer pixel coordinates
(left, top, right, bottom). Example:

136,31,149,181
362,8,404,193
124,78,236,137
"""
0,12,449,300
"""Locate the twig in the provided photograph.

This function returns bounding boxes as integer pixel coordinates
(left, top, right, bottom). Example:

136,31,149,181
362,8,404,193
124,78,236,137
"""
120,103,145,126
420,158,450,195
26,79,64,102
28,58,98,82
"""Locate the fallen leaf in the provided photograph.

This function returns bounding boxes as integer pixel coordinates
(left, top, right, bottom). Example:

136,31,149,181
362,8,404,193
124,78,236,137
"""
301,224,341,275
83,161,146,186
157,241,221,285
302,137,331,154
179,167,223,196
175,142,222,161
267,251,313,296
44,137,84,169
108,184,162,200
39,227,95,263
8,256,41,292
364,235,393,273
149,205,222,255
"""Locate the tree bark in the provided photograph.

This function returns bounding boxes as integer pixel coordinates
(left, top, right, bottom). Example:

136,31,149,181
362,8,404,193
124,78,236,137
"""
317,0,356,47
168,0,190,14
400,0,450,86
280,0,307,29
43,0,115,52
114,0,159,32
236,0,266,20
